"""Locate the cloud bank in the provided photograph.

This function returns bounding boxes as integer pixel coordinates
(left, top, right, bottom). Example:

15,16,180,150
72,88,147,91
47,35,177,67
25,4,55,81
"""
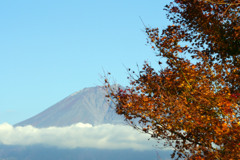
0,123,169,150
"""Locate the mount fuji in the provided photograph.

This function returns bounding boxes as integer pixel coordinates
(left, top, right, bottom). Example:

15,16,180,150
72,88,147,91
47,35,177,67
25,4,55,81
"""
15,86,124,128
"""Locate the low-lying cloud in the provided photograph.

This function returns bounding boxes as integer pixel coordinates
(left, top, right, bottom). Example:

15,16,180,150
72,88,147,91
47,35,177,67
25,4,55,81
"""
0,123,169,150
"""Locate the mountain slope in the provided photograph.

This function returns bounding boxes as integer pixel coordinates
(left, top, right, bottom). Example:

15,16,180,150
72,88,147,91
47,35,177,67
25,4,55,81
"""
15,86,124,128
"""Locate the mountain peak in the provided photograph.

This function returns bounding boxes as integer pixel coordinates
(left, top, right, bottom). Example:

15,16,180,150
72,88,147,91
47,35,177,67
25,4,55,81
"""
15,86,124,128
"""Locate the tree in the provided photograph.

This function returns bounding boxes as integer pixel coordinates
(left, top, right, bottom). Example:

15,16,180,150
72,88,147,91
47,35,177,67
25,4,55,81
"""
105,0,239,159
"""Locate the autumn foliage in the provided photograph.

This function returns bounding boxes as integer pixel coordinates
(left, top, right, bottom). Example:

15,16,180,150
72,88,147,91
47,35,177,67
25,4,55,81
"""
105,0,240,159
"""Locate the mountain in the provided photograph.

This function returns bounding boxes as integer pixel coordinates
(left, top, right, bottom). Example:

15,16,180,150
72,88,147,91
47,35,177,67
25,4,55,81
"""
15,86,125,128
6,86,173,160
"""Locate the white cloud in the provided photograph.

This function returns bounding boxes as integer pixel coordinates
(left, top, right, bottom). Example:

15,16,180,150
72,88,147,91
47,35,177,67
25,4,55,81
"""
0,123,170,150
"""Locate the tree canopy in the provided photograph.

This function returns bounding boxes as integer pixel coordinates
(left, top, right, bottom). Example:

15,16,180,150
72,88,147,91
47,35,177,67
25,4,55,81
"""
105,0,240,159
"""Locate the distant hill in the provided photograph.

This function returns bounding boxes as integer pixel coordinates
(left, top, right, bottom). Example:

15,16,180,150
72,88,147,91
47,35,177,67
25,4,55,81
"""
15,86,125,128
0,144,172,160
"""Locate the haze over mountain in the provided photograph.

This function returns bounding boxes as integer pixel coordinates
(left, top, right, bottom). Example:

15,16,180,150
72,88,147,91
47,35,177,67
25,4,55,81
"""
16,86,124,128
0,144,172,160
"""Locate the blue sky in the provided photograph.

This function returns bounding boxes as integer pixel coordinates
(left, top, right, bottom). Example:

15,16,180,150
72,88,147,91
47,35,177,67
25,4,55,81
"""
0,0,171,124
